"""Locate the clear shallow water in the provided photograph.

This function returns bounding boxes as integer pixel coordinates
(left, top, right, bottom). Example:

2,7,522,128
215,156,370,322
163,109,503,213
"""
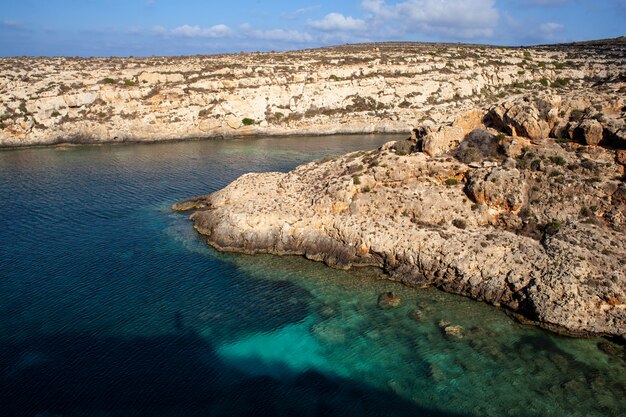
0,135,624,417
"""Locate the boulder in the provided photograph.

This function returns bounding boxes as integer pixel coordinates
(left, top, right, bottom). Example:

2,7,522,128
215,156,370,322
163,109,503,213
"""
485,99,551,142
452,109,485,135
574,119,604,146
422,125,465,156
466,167,528,211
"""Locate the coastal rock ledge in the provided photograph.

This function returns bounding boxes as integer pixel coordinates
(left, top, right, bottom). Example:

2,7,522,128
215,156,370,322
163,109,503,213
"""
175,92,626,339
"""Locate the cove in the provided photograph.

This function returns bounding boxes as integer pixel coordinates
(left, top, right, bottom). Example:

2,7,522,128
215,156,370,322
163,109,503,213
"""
0,135,624,417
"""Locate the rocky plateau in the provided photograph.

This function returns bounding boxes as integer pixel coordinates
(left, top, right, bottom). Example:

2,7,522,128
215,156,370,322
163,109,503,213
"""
1,39,625,146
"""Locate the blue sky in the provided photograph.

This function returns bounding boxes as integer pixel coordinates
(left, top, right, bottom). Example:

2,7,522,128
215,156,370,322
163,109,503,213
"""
1,0,624,56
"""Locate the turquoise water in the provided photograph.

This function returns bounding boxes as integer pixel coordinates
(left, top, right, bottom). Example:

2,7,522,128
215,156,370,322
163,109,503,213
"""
0,135,624,417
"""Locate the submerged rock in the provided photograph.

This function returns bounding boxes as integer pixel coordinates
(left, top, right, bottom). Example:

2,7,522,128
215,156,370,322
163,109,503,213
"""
443,325,464,339
378,292,401,309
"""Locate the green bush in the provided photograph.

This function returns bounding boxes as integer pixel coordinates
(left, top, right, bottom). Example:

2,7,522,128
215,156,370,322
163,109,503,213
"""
445,178,459,186
542,220,561,236
242,118,255,126
393,140,413,156
352,175,361,185
124,79,137,86
361,185,371,193
570,109,585,122
551,78,570,88
539,78,549,87
549,156,566,166
101,77,116,84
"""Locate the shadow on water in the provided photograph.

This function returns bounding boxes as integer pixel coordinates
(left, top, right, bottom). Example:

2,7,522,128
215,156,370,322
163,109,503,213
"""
0,331,468,417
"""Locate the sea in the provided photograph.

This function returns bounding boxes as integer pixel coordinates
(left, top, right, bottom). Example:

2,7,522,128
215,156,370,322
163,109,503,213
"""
0,135,624,417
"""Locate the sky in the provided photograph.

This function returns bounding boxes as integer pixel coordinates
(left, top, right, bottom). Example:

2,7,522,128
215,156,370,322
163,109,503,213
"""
0,0,624,57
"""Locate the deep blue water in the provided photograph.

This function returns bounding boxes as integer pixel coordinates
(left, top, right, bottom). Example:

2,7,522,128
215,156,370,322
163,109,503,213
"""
0,135,624,417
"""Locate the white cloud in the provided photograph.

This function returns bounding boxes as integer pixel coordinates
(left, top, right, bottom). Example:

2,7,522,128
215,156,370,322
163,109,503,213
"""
309,13,366,32
539,22,565,33
361,0,499,39
529,0,567,5
294,5,321,15
240,24,314,43
172,24,232,38
151,25,167,35
252,29,314,43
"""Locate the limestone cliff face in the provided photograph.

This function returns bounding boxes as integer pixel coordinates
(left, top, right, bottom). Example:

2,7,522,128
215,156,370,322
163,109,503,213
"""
1,41,624,146
175,87,626,339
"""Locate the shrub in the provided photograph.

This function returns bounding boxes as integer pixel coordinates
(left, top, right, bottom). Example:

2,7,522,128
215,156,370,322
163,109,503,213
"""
452,219,467,229
124,79,137,86
539,78,549,87
393,140,413,156
362,185,371,193
570,109,585,122
542,220,561,236
242,118,255,126
101,77,116,84
329,74,341,81
579,207,591,218
549,156,566,166
445,178,459,186
352,175,361,185
551,78,570,88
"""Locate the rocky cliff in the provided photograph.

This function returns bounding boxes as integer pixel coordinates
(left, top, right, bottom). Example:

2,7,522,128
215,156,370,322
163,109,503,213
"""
2,40,625,146
175,83,626,338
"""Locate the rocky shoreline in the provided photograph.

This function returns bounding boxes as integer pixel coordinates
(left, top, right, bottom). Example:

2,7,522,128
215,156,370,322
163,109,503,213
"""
2,39,625,147
175,87,626,339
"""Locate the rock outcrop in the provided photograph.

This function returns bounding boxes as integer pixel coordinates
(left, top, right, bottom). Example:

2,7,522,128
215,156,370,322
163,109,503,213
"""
2,39,625,147
175,87,626,339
